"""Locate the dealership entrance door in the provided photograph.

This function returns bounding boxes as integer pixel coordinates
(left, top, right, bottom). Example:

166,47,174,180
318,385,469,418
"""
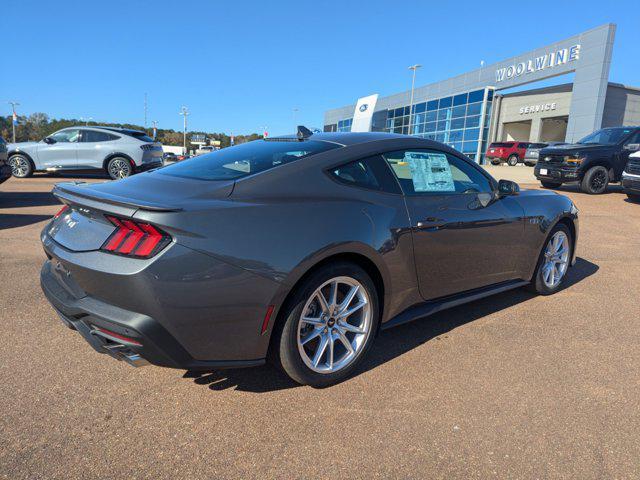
501,120,531,142
540,116,568,142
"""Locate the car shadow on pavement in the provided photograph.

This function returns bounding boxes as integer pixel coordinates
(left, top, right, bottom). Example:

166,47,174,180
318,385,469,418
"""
0,213,53,230
185,257,598,393
0,191,60,208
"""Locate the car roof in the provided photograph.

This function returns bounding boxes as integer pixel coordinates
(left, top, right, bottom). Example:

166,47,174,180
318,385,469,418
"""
56,126,146,135
267,132,409,147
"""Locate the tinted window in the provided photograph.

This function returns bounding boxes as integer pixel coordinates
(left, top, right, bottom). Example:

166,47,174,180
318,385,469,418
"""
468,89,485,103
383,149,492,195
50,129,80,143
82,130,117,142
624,131,640,145
517,143,530,148
330,155,400,193
489,142,514,148
578,128,636,145
160,140,340,181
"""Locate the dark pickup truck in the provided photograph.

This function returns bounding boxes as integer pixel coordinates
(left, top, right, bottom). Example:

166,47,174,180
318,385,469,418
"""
534,127,640,194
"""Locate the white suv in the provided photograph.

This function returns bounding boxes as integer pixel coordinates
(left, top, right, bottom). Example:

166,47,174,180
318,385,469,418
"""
7,126,164,179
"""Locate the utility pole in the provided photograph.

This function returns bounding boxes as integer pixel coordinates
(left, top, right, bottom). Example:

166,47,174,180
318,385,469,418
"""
144,93,148,131
179,106,189,154
8,101,20,143
152,120,158,141
407,64,422,135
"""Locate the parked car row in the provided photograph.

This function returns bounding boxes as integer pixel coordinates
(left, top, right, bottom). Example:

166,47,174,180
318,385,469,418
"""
486,126,640,199
0,136,10,184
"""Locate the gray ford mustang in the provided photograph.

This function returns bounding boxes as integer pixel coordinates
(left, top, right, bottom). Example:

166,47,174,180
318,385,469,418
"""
41,130,578,386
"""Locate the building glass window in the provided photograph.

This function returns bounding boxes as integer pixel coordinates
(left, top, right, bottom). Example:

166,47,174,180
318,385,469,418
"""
337,118,353,132
384,87,494,163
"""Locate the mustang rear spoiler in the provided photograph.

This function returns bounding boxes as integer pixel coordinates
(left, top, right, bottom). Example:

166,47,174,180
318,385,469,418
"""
53,182,183,212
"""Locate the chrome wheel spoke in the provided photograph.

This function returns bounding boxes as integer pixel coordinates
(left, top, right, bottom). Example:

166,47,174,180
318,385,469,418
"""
301,327,322,345
338,285,359,313
312,334,329,367
340,301,366,319
316,291,330,314
338,321,365,335
336,330,355,355
302,316,324,326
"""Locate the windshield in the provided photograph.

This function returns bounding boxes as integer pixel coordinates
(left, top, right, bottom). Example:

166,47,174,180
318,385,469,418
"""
159,139,340,181
577,128,635,145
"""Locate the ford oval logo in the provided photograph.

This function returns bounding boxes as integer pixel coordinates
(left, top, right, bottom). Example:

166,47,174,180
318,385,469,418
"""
359,104,368,112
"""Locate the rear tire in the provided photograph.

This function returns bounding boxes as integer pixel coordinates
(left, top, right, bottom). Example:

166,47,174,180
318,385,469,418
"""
527,223,573,295
273,262,379,387
507,154,519,166
107,156,133,180
8,154,33,178
580,166,609,194
541,181,562,189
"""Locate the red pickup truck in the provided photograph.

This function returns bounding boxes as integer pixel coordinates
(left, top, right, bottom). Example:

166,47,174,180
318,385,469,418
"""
486,141,532,166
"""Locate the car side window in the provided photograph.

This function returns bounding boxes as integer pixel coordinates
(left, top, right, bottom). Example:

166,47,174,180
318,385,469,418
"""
382,149,492,195
624,131,640,145
82,130,117,143
329,155,401,193
50,129,80,143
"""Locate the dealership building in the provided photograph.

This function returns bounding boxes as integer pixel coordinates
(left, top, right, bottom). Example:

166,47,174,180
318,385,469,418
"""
323,24,640,163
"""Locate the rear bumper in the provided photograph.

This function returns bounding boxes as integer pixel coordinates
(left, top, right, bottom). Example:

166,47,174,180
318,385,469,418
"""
41,259,266,370
137,159,163,172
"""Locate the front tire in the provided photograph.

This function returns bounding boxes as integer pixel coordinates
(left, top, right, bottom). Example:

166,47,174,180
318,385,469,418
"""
580,166,609,194
528,224,572,295
8,154,33,178
107,156,133,180
507,154,519,166
274,262,379,387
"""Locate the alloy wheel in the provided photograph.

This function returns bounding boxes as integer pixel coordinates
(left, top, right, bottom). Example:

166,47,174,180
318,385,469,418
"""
591,170,607,191
109,159,131,179
9,157,29,177
297,276,372,374
542,231,570,288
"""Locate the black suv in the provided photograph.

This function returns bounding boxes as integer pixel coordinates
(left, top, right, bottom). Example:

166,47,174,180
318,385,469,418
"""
534,127,640,194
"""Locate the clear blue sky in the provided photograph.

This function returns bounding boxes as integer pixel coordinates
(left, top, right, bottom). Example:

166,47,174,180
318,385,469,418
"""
2,0,638,136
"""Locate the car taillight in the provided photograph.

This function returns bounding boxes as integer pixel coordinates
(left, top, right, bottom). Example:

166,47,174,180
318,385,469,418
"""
101,215,171,258
54,205,69,218
140,144,156,151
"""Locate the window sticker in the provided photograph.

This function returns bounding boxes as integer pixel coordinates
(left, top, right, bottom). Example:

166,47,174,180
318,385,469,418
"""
405,152,455,192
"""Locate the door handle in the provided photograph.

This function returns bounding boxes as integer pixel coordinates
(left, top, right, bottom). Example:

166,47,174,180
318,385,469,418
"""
416,217,445,231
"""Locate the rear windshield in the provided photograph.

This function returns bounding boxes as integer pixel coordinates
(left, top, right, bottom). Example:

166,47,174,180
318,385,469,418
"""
489,142,513,148
121,130,155,143
529,143,548,148
159,139,340,181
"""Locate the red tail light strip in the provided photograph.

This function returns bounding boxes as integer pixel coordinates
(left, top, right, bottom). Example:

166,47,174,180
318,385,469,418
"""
102,215,170,258
54,205,69,219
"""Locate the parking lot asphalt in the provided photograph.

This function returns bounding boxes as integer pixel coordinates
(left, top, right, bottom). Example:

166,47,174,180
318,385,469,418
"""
1,172,639,479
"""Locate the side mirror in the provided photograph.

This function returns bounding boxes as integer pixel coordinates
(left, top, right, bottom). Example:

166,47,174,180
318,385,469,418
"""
43,137,56,144
498,179,520,196
623,143,640,151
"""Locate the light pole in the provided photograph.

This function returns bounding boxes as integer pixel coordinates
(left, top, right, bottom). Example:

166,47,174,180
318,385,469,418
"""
80,117,93,126
179,106,189,154
407,64,422,135
8,101,20,143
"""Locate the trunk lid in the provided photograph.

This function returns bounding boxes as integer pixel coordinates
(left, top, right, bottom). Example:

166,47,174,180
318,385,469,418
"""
48,171,234,252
